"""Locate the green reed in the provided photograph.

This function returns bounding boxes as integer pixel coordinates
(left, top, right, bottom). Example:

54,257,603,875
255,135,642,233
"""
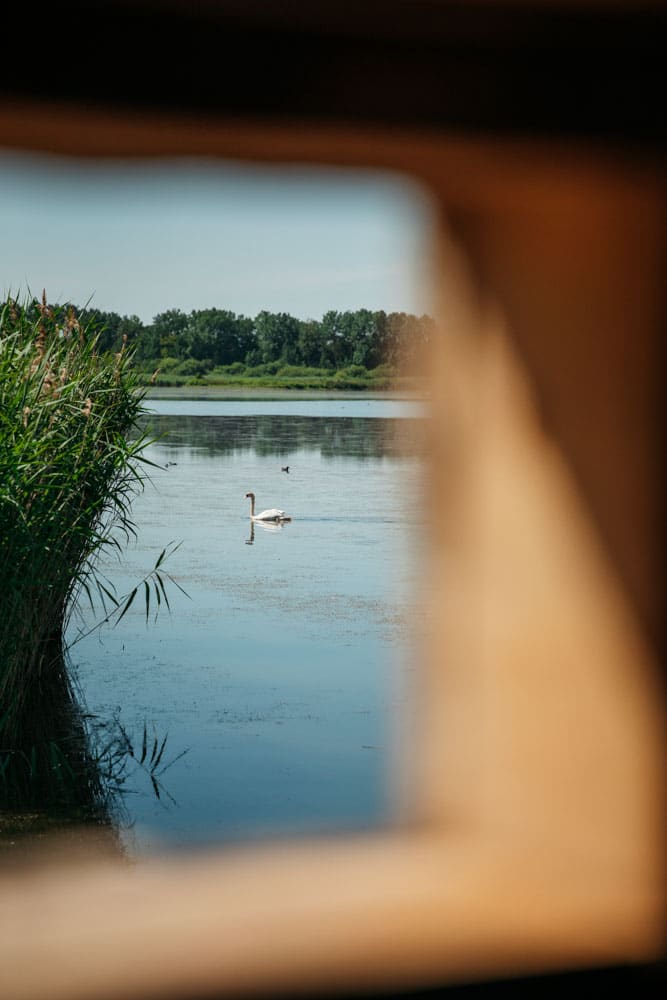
0,293,153,810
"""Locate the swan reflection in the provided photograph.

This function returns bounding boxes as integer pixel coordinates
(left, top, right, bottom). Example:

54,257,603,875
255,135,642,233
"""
245,519,288,545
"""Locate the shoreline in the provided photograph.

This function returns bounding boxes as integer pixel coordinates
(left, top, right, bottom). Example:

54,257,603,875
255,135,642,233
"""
144,385,428,401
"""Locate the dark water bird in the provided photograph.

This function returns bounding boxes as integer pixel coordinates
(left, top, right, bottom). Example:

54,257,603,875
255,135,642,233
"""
245,491,292,522
281,466,289,473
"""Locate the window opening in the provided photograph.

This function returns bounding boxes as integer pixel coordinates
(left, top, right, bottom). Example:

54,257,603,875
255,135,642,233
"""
0,152,435,858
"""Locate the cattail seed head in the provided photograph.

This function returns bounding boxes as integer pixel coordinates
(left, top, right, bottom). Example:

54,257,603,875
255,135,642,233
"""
41,370,57,397
66,307,80,337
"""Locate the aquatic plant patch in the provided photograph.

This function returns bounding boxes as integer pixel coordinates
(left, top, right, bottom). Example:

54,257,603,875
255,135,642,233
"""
0,292,155,812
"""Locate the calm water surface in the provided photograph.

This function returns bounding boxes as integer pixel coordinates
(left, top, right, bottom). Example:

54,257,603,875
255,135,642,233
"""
72,396,426,856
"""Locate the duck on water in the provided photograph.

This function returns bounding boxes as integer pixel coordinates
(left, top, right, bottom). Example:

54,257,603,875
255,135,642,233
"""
245,492,292,522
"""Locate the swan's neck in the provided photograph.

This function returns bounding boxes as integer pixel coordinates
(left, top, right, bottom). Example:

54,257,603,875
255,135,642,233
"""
248,495,255,516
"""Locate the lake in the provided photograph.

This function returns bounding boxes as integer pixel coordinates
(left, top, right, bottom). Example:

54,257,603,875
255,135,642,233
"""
70,394,427,856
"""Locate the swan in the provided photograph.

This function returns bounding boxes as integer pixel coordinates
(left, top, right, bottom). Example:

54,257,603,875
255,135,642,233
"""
245,492,292,522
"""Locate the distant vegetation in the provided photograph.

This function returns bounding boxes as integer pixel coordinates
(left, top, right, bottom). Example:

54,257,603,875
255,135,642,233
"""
52,304,435,389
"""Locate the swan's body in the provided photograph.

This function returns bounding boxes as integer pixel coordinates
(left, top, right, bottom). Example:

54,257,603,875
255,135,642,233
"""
245,492,292,522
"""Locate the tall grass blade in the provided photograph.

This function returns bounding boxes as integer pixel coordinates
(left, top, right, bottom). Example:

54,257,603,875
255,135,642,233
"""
0,293,156,813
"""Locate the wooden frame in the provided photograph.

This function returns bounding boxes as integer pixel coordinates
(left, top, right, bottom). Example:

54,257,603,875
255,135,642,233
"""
0,4,664,996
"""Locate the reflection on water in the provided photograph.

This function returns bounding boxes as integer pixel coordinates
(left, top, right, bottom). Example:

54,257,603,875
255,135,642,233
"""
246,520,288,544
68,399,425,856
139,413,426,463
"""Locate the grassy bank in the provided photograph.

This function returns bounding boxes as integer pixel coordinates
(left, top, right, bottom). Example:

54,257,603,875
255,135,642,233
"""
137,361,425,392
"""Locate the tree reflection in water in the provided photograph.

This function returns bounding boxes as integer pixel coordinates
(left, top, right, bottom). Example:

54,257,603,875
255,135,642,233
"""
139,413,427,465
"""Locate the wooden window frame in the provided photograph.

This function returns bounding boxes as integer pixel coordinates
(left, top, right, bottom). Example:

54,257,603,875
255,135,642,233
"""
0,4,664,996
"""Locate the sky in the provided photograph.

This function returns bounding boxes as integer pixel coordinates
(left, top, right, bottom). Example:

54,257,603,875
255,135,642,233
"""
0,151,435,324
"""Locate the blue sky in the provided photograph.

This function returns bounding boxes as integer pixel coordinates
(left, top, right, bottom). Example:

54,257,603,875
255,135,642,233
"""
0,151,434,324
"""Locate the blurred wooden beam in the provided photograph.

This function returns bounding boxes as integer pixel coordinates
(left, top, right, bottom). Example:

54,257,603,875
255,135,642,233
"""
0,2,665,143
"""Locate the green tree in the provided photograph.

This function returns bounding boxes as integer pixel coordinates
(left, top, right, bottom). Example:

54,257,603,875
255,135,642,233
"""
320,311,347,368
187,309,255,367
297,319,326,368
254,311,301,365
347,309,380,368
320,310,382,369
384,311,435,372
150,309,189,359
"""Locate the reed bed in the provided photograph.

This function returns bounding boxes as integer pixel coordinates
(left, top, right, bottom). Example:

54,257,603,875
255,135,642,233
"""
0,293,151,811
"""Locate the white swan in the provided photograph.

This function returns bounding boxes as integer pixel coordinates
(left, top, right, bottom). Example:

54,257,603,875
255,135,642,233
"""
245,492,292,522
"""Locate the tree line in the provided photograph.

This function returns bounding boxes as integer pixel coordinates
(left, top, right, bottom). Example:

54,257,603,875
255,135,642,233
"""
64,305,435,377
